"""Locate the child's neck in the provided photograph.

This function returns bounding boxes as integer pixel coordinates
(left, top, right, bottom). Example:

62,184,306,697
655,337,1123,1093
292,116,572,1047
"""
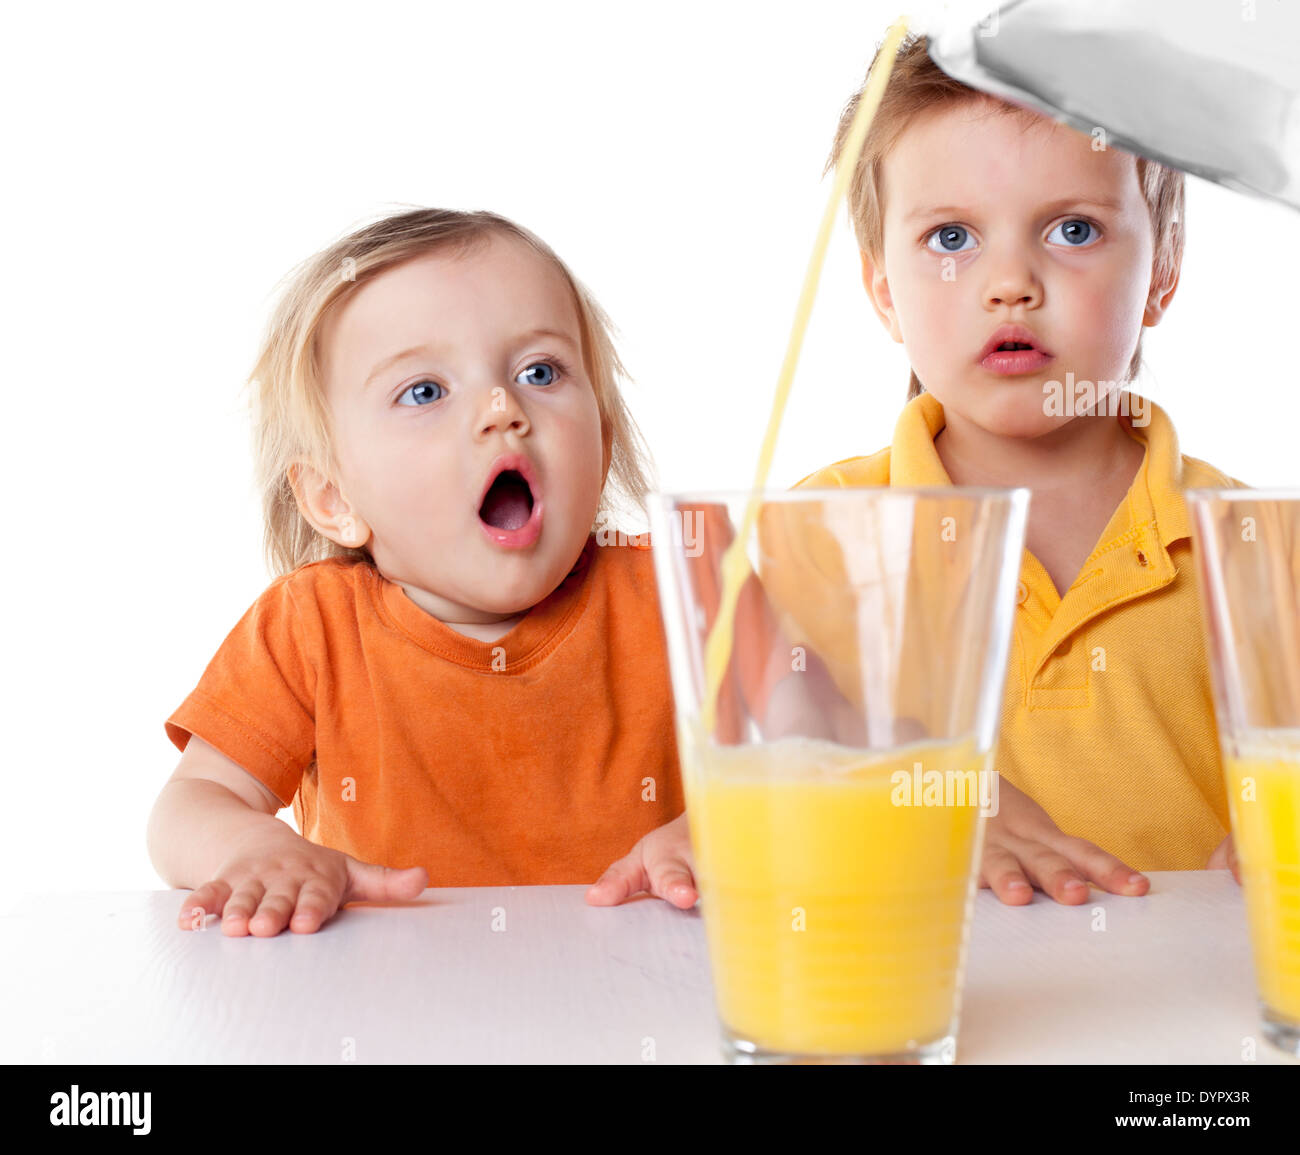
933,407,1141,496
391,577,527,643
442,616,525,643
934,407,1147,599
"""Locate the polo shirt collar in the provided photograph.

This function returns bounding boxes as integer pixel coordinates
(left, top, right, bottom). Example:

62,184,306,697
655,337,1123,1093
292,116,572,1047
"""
1123,393,1191,550
889,391,952,488
888,389,1191,550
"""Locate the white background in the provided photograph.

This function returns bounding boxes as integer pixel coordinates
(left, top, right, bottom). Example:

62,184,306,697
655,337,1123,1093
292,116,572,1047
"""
3,0,1295,891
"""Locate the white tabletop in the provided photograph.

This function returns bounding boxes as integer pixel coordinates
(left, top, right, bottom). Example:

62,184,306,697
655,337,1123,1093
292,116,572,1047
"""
3,871,1296,1065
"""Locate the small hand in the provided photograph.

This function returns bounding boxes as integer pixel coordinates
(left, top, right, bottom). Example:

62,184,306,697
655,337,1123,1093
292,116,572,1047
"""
586,813,698,909
1206,832,1241,884
982,776,1149,905
178,825,428,936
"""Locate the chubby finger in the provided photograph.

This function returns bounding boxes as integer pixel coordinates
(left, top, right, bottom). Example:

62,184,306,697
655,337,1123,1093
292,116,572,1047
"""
346,863,428,905
248,887,298,938
979,844,1034,905
647,864,698,909
178,880,230,929
221,880,267,936
288,878,343,934
586,859,648,906
1012,844,1093,905
1057,836,1149,897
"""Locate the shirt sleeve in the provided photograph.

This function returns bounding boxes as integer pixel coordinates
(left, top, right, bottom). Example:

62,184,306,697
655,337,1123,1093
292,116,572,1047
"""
164,574,317,809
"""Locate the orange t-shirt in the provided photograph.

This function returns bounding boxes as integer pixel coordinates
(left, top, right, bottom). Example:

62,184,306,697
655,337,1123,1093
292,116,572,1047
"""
164,536,684,885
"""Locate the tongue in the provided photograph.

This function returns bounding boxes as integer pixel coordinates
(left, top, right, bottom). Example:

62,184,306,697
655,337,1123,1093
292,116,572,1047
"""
479,474,533,530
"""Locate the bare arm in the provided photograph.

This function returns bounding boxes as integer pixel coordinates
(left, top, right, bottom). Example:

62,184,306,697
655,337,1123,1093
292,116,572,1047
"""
146,734,426,936
146,734,296,890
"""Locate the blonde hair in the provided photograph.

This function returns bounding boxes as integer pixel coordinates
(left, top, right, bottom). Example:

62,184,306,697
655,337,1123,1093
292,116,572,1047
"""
830,32,1185,401
243,207,654,577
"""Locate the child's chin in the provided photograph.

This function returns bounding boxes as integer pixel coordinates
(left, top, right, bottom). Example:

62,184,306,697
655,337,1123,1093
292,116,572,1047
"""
475,586,550,616
988,413,1065,440
959,395,1066,440
475,563,568,615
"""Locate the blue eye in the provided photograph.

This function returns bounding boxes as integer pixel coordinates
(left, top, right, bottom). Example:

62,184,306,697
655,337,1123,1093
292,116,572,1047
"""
396,379,445,407
926,224,975,254
516,361,558,388
1047,218,1100,247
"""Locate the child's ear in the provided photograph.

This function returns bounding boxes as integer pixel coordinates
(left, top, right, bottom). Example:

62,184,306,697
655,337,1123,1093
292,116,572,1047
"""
288,459,372,550
1143,265,1180,327
859,249,904,344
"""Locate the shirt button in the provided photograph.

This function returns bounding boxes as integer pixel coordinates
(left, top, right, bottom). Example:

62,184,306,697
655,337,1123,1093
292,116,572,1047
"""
1136,549,1149,566
1016,580,1029,604
1055,638,1071,656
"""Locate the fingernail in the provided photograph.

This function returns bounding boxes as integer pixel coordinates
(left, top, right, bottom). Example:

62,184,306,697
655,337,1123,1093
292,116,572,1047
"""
1063,879,1086,892
1128,873,1145,886
1006,880,1030,890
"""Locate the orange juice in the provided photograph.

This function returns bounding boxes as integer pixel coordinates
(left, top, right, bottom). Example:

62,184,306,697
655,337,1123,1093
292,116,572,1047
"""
684,732,988,1057
1225,737,1300,1024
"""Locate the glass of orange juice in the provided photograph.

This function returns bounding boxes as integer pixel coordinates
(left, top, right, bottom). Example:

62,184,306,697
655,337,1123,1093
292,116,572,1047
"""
648,489,1028,1063
1189,490,1300,1057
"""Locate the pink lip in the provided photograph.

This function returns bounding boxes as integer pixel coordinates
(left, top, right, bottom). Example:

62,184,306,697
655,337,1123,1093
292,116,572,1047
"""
978,323,1054,376
980,347,1054,375
477,452,543,550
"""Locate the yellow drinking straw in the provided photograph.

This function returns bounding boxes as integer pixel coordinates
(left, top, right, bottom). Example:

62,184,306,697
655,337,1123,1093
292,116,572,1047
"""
700,16,910,735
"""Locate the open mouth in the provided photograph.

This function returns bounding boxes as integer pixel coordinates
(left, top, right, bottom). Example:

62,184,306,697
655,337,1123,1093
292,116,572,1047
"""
478,469,535,531
979,328,1052,376
980,325,1051,362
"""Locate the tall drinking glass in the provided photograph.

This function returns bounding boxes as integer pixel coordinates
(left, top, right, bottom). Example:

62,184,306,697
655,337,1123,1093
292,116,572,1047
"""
648,488,1028,1063
1189,489,1300,1056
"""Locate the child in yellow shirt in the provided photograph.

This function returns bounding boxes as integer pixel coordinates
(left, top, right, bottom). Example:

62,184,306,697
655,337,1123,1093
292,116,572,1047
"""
593,31,1246,911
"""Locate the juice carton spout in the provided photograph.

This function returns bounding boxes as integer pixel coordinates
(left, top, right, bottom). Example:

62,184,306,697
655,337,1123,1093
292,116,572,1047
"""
925,0,1300,213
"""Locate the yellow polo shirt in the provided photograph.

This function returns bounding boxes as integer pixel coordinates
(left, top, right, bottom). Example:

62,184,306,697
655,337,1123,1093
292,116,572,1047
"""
792,390,1245,870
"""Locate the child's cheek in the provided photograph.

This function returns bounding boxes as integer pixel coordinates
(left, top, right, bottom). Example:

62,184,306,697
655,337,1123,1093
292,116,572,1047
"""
534,402,604,533
892,270,949,368
1075,279,1144,379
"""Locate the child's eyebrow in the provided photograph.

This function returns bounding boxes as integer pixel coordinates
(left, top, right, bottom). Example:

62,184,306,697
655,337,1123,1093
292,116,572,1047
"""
364,344,438,390
363,328,579,390
905,195,1123,222
516,327,580,351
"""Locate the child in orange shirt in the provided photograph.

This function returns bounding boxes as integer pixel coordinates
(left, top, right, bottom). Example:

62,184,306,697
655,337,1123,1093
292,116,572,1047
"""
148,208,697,935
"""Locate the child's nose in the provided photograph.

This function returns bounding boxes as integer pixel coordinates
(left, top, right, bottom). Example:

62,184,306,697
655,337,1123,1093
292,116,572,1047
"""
475,386,531,438
984,261,1042,309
